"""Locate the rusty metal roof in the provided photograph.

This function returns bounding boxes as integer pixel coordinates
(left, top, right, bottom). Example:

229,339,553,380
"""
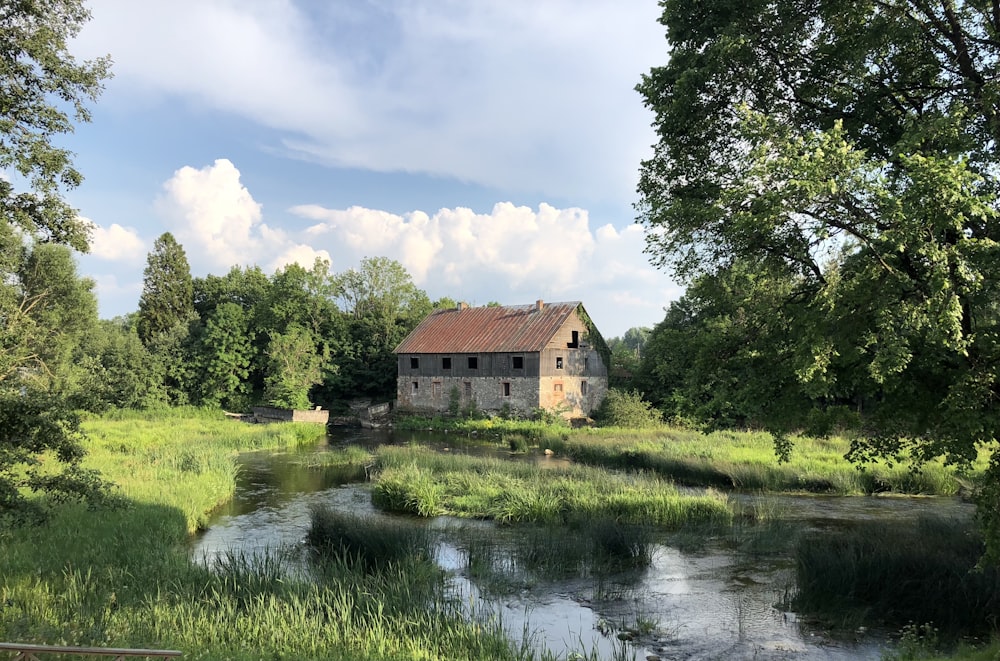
394,301,582,354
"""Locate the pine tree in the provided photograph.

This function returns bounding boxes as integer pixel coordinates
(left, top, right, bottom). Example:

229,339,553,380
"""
137,233,195,345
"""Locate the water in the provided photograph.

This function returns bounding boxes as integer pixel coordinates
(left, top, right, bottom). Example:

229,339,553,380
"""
191,429,973,660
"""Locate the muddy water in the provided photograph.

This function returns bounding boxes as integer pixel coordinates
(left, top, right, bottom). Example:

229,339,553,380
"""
191,429,972,660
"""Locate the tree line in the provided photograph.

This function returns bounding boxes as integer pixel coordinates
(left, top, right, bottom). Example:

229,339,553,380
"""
40,232,445,414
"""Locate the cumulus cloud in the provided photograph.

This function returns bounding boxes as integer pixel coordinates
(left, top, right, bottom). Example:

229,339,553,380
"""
86,221,146,262
74,0,663,208
291,201,677,336
154,159,328,276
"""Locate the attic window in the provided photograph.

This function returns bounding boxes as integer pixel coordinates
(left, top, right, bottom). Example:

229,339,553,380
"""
556,357,563,369
568,330,579,348
512,356,524,370
410,357,419,369
468,356,478,370
442,357,452,370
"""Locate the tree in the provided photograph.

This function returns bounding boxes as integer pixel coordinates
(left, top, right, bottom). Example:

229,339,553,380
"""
263,324,325,410
0,0,111,250
332,257,432,399
137,233,194,345
637,0,1000,554
189,302,254,409
0,0,112,521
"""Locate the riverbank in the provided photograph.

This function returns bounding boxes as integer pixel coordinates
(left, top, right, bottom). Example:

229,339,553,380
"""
0,408,541,660
394,415,986,496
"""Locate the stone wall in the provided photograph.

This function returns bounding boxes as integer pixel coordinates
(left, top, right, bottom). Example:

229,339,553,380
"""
396,375,540,415
252,406,330,424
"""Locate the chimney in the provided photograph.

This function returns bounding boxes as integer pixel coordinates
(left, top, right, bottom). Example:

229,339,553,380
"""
536,299,544,311
457,302,468,310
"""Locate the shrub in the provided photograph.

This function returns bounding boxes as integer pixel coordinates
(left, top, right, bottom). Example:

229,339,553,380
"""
593,389,663,429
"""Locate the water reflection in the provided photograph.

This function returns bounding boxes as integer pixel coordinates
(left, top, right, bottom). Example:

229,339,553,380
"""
190,429,974,660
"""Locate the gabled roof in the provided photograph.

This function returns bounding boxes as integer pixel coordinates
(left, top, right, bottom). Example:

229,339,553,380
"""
394,301,582,354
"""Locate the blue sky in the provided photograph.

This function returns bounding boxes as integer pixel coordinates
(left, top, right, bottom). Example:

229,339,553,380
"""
63,0,681,338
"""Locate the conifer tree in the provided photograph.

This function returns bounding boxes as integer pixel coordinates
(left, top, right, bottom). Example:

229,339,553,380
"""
137,232,195,345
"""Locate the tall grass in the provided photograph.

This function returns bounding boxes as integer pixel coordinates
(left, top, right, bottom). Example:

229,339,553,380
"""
306,505,433,570
0,408,549,660
371,445,733,527
543,428,975,496
80,407,326,531
793,516,1000,637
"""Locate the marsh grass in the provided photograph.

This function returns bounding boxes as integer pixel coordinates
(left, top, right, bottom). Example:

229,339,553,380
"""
306,505,433,570
0,409,550,660
794,516,1000,637
372,445,733,527
543,428,977,496
78,407,328,531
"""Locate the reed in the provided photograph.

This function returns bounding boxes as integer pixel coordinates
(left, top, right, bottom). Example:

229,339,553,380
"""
306,505,433,570
793,516,1000,637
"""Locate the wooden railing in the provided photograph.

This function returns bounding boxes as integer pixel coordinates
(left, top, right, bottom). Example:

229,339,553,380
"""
0,643,181,661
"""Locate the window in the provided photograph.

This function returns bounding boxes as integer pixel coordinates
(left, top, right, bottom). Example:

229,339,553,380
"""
502,382,511,397
468,356,478,370
464,381,472,398
412,381,419,392
584,357,589,371
556,357,564,369
581,381,588,396
410,357,419,369
554,383,563,392
568,330,579,348
442,356,452,370
432,381,442,397
512,356,524,370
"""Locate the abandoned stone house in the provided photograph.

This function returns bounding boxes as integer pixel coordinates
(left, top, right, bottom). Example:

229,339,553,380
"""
394,300,609,417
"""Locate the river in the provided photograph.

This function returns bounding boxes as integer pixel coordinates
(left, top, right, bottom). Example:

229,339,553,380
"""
191,428,972,660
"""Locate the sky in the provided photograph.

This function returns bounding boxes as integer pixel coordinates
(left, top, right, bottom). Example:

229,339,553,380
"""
63,0,681,338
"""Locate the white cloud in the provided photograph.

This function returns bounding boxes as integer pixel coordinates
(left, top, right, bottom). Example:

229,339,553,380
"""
74,0,664,208
154,159,328,276
86,221,146,262
290,201,677,336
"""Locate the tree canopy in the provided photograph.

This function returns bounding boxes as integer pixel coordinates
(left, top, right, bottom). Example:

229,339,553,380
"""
0,0,112,521
636,0,1000,553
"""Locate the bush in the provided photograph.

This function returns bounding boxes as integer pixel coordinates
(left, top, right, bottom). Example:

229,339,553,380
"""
593,389,663,429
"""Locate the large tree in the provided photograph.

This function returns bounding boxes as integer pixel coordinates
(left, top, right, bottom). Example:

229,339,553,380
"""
637,0,1000,551
0,0,112,521
137,232,194,345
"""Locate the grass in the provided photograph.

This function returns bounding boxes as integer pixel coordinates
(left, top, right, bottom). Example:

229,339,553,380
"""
793,516,1000,638
80,406,328,531
395,416,983,496
371,445,733,527
306,505,433,570
0,408,549,661
543,427,978,496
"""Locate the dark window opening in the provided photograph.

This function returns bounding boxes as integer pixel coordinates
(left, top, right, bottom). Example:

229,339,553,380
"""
568,330,579,348
468,356,478,369
584,357,589,371
412,381,419,392
512,356,524,370
581,381,588,396
410,357,419,369
442,356,452,370
464,381,472,398
556,357,564,369
502,382,511,397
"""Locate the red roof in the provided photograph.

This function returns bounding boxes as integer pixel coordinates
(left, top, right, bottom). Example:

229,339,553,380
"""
394,302,581,354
